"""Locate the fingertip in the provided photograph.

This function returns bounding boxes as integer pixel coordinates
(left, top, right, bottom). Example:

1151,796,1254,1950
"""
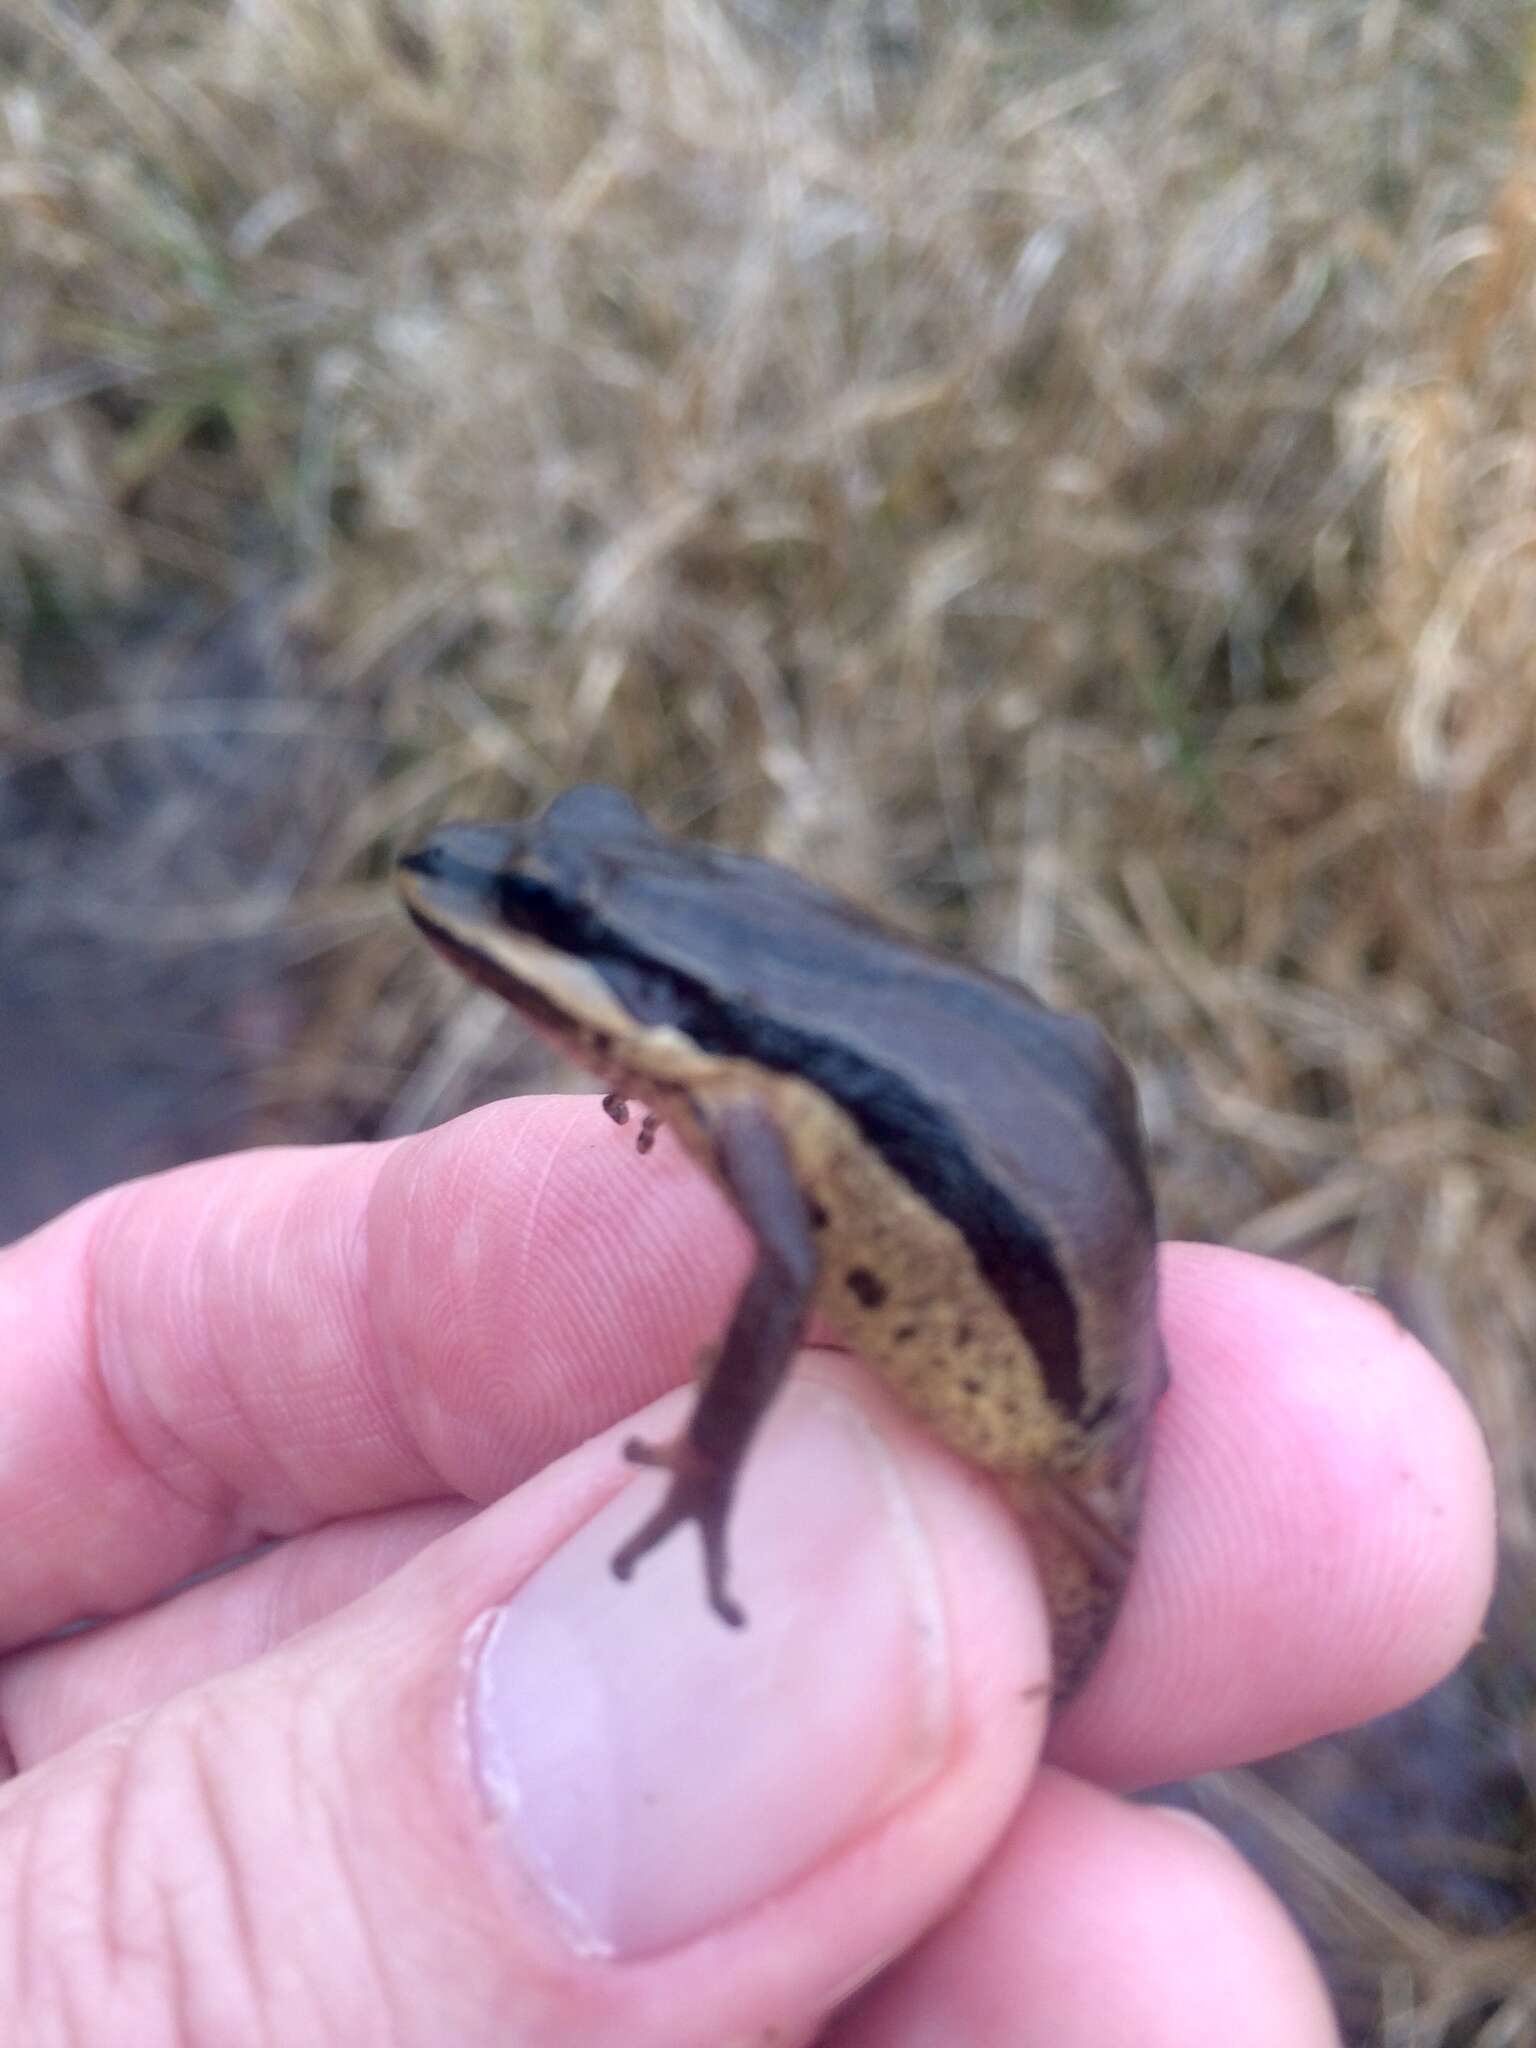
1055,1244,1496,1783
834,1769,1339,2048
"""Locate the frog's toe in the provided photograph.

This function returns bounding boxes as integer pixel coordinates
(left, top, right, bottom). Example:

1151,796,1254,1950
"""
611,1435,747,1627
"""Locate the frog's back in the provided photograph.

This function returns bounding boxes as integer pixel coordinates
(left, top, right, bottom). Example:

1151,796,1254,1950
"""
570,826,1152,1212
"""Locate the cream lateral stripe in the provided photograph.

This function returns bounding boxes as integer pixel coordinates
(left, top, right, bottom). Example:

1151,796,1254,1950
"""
399,877,642,1038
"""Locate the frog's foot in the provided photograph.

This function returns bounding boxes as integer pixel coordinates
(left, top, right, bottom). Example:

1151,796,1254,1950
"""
610,1434,747,1627
601,1093,662,1154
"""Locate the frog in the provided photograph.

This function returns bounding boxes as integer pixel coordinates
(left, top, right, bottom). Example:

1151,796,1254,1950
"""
396,785,1166,1695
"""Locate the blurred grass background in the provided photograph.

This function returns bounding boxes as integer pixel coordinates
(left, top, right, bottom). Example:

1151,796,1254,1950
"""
4,2,1536,2037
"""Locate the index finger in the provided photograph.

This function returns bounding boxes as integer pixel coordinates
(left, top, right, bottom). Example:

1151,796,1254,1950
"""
0,1098,744,1648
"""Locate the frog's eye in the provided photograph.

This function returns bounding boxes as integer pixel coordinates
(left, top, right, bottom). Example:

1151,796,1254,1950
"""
494,872,603,955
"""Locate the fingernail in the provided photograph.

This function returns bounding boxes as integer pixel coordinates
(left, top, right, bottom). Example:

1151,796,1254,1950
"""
471,1375,952,1958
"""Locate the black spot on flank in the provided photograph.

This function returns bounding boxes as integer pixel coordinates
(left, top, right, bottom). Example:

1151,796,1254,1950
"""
956,1322,973,1347
962,1376,983,1396
895,1323,917,1342
808,1198,830,1230
846,1266,887,1308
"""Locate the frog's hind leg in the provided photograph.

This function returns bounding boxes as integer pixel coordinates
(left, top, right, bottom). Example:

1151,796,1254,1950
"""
1000,1463,1138,1700
611,1433,745,1625
610,1096,818,1626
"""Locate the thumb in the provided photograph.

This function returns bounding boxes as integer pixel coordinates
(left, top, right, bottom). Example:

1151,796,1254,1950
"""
0,1358,1047,2047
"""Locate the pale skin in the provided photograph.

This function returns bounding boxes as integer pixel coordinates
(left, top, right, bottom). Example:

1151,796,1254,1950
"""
0,1097,1497,2046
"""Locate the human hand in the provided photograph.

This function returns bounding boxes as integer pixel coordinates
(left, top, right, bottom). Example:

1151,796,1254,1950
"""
0,1098,1494,2044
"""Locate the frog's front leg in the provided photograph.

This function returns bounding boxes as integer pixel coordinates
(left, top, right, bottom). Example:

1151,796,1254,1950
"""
610,1096,818,1625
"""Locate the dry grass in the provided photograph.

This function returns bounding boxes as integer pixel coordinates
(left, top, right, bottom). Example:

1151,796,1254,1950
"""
4,2,1536,2037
